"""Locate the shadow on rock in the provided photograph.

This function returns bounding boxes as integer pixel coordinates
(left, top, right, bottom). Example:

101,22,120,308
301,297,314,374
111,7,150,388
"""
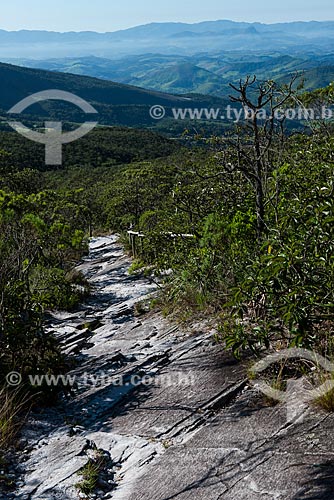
293,460,334,500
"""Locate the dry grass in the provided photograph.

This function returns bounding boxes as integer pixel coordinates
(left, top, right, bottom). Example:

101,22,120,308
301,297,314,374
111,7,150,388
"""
0,387,30,451
313,373,334,412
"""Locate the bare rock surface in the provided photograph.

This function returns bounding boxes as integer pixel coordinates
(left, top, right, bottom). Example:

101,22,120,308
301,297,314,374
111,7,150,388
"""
11,236,334,500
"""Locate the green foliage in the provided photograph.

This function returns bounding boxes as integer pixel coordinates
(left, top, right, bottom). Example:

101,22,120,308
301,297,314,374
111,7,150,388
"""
80,115,334,355
30,266,89,310
228,135,334,349
75,460,102,495
0,187,89,413
75,451,112,496
219,320,271,359
128,259,146,274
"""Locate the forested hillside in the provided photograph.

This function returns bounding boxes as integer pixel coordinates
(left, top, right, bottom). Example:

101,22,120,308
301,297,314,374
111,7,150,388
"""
0,62,226,129
8,52,334,97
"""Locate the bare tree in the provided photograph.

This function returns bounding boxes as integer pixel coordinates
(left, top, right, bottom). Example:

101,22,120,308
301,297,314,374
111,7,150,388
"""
225,75,298,241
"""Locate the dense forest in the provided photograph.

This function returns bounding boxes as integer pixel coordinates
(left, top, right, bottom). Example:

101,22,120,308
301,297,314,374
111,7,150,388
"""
1,77,334,472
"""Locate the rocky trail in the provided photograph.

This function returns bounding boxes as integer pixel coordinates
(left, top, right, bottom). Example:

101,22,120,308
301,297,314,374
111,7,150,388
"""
9,236,334,500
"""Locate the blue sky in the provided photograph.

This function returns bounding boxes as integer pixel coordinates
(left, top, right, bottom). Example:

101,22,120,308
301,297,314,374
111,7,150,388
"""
2,0,333,32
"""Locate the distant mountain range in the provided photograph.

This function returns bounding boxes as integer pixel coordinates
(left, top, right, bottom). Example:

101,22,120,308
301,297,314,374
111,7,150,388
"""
1,20,334,97
1,20,334,59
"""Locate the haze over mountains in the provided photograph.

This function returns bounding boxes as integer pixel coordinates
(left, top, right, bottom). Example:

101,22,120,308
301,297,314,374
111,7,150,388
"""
2,20,334,97
1,20,334,58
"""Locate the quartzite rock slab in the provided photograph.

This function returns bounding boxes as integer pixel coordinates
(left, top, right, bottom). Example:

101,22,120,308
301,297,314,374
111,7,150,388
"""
13,236,334,500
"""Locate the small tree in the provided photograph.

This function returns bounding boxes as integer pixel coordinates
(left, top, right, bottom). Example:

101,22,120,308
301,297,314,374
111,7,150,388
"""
224,75,299,241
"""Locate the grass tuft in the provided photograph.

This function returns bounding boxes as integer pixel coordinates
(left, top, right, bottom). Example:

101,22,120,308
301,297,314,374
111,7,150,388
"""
0,387,30,451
